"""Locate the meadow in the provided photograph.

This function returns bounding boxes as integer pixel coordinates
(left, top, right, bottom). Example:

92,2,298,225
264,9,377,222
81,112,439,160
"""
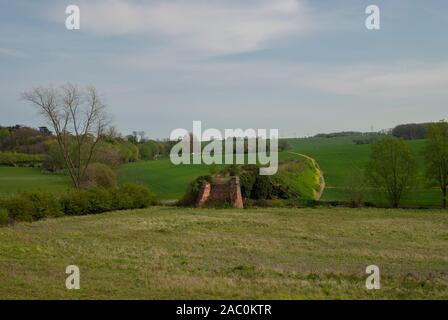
0,206,447,299
0,167,69,195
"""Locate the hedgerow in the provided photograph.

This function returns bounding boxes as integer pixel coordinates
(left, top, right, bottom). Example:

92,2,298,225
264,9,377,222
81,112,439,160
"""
0,183,158,225
0,152,46,167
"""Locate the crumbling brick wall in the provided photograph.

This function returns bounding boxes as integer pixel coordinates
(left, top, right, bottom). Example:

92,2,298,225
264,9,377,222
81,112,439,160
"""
196,176,243,208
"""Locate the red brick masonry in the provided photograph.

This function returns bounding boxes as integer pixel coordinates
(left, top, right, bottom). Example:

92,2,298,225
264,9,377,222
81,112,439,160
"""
196,176,244,208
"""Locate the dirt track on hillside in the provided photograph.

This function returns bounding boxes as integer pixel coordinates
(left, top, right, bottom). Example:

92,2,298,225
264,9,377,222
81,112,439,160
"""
288,152,326,200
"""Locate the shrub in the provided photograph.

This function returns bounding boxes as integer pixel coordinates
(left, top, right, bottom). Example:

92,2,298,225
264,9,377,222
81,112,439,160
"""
3,192,62,222
251,175,273,200
60,190,91,215
239,166,258,199
86,187,113,213
60,187,115,215
81,163,117,189
1,185,157,224
115,184,157,209
24,192,63,219
111,188,134,210
0,209,9,226
2,195,34,222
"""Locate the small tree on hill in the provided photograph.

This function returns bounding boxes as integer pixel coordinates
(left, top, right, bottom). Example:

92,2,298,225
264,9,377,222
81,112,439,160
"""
425,121,448,208
366,136,416,208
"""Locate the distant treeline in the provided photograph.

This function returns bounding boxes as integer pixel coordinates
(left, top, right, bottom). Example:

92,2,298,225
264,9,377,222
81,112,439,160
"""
314,122,443,141
314,131,385,139
391,123,430,140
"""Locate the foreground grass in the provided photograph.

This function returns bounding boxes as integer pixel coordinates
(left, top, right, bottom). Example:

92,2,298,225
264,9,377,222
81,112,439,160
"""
0,207,447,299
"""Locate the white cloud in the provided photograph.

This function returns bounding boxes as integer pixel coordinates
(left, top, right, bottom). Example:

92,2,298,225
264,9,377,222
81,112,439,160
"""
64,0,311,54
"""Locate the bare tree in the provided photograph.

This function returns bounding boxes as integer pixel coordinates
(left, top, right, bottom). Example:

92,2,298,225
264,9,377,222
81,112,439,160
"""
22,83,110,189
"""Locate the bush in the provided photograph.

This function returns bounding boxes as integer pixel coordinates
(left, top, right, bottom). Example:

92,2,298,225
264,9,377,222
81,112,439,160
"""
251,175,274,200
61,187,115,215
3,195,34,222
239,166,258,199
86,187,113,213
24,192,63,219
0,209,9,226
60,190,90,215
81,163,117,189
3,192,62,222
1,185,157,223
115,184,157,209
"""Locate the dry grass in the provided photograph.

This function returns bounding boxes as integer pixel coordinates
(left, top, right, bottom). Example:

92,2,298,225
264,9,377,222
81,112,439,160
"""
0,206,447,299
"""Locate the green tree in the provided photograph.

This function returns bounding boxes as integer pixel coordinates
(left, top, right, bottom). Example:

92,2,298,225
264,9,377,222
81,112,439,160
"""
425,121,448,208
367,136,416,208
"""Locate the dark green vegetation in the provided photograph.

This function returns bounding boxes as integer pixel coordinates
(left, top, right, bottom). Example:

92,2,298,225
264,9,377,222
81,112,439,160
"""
0,207,446,299
425,122,448,208
0,184,157,225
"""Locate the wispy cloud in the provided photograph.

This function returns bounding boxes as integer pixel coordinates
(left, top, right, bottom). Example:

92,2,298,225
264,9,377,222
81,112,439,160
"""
52,0,312,55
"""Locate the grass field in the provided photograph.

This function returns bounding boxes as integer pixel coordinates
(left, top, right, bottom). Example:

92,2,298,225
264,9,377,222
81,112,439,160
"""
0,206,447,299
0,167,69,195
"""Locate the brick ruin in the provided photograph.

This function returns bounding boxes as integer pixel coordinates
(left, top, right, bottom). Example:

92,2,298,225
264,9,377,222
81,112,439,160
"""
196,176,244,208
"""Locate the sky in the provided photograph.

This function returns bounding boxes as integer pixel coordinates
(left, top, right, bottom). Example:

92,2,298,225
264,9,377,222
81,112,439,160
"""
0,0,447,138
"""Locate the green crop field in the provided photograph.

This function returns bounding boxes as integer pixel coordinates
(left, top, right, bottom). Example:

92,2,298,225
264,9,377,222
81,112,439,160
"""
0,206,447,299
0,167,69,195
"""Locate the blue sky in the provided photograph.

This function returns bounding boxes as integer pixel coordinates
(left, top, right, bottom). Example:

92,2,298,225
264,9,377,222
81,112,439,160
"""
0,0,447,138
